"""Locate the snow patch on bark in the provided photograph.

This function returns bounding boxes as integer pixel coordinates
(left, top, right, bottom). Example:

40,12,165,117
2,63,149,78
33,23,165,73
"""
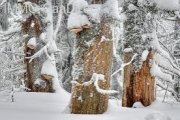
123,48,133,53
72,73,118,95
27,37,37,48
141,50,149,62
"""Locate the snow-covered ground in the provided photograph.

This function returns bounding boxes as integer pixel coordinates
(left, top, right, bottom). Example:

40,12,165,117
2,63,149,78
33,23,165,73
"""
0,89,179,120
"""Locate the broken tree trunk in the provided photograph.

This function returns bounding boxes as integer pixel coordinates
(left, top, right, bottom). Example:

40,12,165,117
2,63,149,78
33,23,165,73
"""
70,19,113,114
122,50,155,107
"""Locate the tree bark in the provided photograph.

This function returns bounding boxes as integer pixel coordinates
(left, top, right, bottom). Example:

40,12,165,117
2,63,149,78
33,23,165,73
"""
71,20,113,114
122,50,155,107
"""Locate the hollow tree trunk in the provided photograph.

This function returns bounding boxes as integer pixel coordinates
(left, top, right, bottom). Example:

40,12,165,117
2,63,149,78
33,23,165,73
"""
122,0,157,107
123,50,155,107
71,19,113,114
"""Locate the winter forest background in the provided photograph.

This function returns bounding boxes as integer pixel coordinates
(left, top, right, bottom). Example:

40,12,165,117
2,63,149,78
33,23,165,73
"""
0,0,180,120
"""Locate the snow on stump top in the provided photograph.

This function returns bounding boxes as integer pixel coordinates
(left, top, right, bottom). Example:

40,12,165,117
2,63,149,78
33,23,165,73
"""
67,0,120,33
41,59,56,81
27,37,37,49
67,0,91,33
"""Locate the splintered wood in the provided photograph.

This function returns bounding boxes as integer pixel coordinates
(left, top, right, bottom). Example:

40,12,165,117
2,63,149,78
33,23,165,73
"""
122,50,155,107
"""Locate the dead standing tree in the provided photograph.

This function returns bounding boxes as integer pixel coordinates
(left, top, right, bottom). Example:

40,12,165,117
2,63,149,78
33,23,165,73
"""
22,0,43,91
68,0,118,114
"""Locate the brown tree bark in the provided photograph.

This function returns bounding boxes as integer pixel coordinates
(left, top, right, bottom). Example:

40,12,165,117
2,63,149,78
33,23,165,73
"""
70,19,113,114
24,40,35,91
122,50,155,107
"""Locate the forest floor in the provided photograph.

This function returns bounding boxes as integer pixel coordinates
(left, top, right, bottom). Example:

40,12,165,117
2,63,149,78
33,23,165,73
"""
0,88,180,120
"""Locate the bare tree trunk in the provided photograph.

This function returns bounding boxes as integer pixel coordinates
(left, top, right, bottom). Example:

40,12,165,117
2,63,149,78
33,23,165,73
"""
71,19,113,114
22,0,43,91
24,40,35,91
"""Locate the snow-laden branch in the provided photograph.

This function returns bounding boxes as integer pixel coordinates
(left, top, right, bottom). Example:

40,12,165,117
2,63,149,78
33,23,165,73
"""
155,53,180,76
151,33,180,73
151,61,173,83
72,73,118,95
2,51,25,56
5,66,25,73
0,27,21,36
0,33,18,42
0,0,6,6
159,41,178,66
26,43,49,63
93,74,118,95
156,81,179,101
111,53,137,77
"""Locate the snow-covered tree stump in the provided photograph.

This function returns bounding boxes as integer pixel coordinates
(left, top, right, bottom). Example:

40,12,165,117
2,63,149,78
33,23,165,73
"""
70,20,113,114
123,49,155,107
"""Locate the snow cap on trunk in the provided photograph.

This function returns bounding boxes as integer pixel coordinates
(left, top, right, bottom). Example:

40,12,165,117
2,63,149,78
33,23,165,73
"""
27,37,37,49
141,50,149,61
40,32,47,41
67,12,91,30
47,41,59,53
67,0,91,31
41,59,56,78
